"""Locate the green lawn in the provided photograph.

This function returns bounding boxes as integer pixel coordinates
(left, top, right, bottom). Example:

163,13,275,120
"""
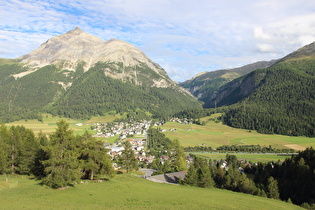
190,152,291,163
158,119,315,150
5,114,124,143
0,175,302,210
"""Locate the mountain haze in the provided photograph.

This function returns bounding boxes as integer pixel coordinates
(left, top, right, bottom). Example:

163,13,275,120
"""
0,28,201,122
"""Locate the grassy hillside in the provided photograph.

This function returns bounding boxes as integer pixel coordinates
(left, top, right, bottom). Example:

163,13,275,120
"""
157,116,315,150
0,174,302,209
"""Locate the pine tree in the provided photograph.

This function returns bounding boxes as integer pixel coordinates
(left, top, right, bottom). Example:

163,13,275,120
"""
267,176,280,199
119,141,138,173
192,157,214,188
31,131,49,179
42,120,81,188
171,139,187,172
80,131,114,180
183,164,198,186
8,126,22,174
0,125,9,174
17,127,39,175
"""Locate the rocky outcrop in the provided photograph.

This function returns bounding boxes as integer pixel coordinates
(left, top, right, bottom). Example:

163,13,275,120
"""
18,27,175,88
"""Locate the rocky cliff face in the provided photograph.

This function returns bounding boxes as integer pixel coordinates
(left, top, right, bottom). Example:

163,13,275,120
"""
18,27,175,88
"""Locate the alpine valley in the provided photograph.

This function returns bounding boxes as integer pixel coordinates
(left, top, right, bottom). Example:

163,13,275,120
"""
181,42,315,137
0,27,201,122
1,27,314,137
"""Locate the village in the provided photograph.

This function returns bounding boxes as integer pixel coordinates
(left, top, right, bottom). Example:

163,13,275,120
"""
79,118,253,179
86,120,159,167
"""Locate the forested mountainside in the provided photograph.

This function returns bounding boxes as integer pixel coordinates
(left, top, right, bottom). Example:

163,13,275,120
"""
0,28,201,122
180,60,277,103
50,62,200,120
207,42,315,137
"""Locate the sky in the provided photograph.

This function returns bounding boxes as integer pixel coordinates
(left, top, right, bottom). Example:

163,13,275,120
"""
1,0,315,82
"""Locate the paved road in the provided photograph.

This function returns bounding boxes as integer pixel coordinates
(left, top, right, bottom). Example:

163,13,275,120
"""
139,168,156,178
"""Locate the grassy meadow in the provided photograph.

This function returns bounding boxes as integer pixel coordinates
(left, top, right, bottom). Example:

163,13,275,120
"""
5,114,124,136
158,116,315,150
0,174,302,210
5,113,315,153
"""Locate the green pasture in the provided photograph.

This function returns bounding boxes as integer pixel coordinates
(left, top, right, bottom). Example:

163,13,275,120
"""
5,114,125,143
6,115,90,135
0,175,301,210
190,152,291,163
158,118,315,150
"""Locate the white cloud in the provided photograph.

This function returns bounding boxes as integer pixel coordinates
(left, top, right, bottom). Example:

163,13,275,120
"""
256,44,275,53
1,0,315,81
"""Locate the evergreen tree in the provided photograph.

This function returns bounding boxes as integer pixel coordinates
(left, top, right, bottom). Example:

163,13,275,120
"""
17,127,39,174
80,131,114,180
195,158,214,188
267,176,280,199
183,164,198,186
42,120,82,188
119,141,138,173
170,139,187,172
0,125,9,174
7,126,22,174
31,131,50,179
213,167,226,188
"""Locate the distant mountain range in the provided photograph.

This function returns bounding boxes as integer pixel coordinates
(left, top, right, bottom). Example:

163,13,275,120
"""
0,27,201,122
193,42,315,136
180,60,278,103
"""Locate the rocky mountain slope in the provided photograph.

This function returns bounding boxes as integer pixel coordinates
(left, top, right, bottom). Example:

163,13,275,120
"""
0,28,201,122
180,60,277,103
17,27,175,88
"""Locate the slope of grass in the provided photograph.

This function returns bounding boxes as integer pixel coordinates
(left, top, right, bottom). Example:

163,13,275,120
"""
158,119,315,150
0,175,302,210
0,58,17,65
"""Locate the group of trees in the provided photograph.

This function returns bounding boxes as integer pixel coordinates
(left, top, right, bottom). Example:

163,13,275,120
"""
216,145,295,153
183,148,315,207
184,145,294,153
183,157,214,188
147,128,186,174
0,120,115,188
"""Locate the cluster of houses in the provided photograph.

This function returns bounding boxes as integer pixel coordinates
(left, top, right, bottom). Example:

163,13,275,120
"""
108,138,155,167
91,120,151,139
86,120,159,166
169,117,193,124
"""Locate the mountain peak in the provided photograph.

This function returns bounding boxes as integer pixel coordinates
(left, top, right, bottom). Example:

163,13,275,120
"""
16,28,176,88
18,28,162,73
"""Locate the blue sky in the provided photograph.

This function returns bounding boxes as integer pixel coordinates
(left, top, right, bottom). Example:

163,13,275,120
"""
1,0,315,82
